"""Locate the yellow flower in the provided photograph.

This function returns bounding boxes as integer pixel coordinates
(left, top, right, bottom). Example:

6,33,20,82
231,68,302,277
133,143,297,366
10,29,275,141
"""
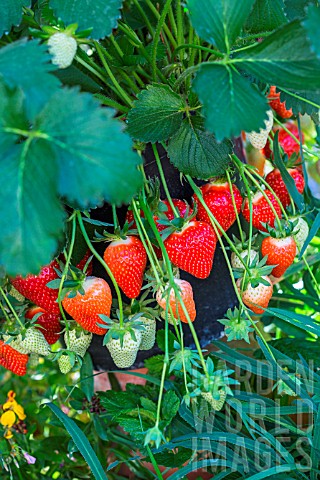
13,403,26,421
4,429,13,439
0,410,16,428
2,391,26,421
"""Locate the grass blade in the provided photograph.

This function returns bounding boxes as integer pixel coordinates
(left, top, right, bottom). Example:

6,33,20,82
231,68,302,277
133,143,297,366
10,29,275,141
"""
46,402,108,480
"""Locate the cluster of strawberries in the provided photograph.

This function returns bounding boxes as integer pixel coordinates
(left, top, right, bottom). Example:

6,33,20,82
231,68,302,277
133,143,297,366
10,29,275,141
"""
0,86,308,374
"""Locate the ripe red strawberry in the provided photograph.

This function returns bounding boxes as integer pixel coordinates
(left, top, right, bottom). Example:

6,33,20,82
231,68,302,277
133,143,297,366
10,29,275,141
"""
62,276,112,335
193,181,242,232
263,123,302,159
237,276,273,315
242,191,282,232
268,86,293,119
261,235,296,278
164,221,217,279
156,279,196,323
25,307,61,345
0,341,29,376
12,260,60,314
265,168,305,207
103,236,147,299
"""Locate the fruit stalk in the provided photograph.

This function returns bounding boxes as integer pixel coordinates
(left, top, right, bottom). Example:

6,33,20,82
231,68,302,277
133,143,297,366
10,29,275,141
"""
0,286,25,329
188,176,276,361
226,169,244,243
232,154,283,231
57,212,77,348
132,199,162,281
76,212,125,327
139,192,210,380
152,144,179,218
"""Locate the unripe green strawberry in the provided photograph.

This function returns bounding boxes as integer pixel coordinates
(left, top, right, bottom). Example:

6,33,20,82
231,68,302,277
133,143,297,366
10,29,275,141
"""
247,110,273,149
106,330,142,369
58,354,73,374
4,328,50,356
48,32,77,69
139,317,156,351
9,286,25,302
231,249,258,270
65,329,93,358
293,217,309,252
200,390,226,411
28,353,40,368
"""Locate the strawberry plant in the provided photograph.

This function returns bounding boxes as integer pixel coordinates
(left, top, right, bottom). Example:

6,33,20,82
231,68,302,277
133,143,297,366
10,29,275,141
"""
0,1,320,479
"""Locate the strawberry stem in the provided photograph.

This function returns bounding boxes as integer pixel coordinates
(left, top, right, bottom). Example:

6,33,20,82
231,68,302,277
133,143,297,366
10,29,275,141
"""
187,176,277,361
233,163,255,293
226,169,244,244
0,301,11,323
76,212,124,328
302,257,320,297
111,205,119,231
0,286,25,330
152,144,180,219
186,175,251,273
139,192,210,381
57,212,77,349
94,41,133,107
232,154,283,231
132,199,162,285
273,116,315,158
246,167,289,221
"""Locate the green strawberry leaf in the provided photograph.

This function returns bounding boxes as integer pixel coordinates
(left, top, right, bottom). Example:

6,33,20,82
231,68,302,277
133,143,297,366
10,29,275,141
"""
278,89,320,116
0,39,61,119
51,0,123,39
284,0,317,20
35,88,142,208
0,82,142,274
244,0,287,34
192,63,268,141
0,0,31,37
187,0,256,53
235,20,320,92
126,84,185,142
0,139,65,276
303,4,320,60
80,353,94,402
167,116,232,179
161,390,180,426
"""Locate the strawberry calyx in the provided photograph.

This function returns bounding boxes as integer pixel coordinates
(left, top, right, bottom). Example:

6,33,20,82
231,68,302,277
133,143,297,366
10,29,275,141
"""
260,219,298,239
124,289,161,321
102,314,145,349
144,262,180,293
95,222,138,242
230,233,258,252
188,357,239,405
55,265,87,301
234,256,274,290
157,203,196,241
218,307,255,343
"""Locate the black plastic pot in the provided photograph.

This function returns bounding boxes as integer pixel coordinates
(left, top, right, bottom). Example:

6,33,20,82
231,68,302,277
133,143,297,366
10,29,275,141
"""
88,143,244,370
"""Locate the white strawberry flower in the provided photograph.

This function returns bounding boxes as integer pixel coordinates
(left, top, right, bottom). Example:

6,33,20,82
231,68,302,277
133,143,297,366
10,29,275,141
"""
48,32,77,69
